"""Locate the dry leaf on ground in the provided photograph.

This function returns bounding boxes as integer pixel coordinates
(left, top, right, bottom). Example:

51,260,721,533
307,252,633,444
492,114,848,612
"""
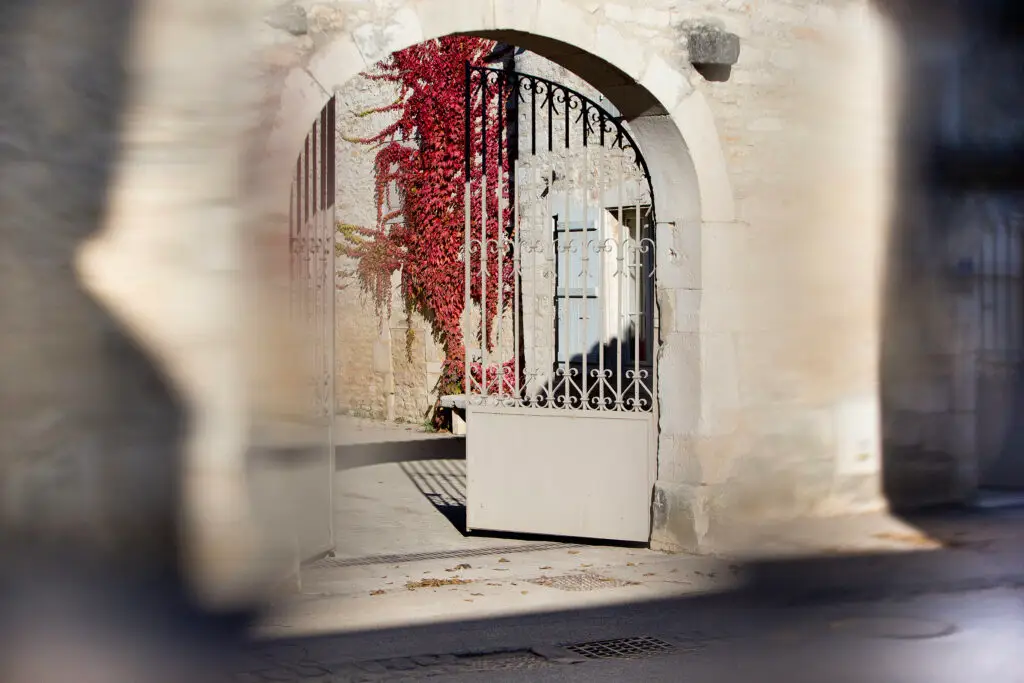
405,577,473,590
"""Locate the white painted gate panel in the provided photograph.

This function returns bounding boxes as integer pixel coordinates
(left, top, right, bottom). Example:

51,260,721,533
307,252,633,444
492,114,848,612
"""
467,406,656,542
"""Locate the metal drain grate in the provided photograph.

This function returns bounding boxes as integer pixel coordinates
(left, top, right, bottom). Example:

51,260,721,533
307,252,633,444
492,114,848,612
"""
528,573,638,592
563,636,676,660
456,651,549,672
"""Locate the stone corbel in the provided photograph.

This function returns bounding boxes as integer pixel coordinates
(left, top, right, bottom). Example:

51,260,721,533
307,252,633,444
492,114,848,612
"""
684,21,741,82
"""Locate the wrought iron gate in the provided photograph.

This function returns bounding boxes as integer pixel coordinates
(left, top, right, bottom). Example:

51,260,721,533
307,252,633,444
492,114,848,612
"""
461,64,658,542
969,199,1024,489
274,96,336,561
291,97,337,423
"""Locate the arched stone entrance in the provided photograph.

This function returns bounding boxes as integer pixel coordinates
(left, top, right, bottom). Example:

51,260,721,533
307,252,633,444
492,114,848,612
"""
256,0,735,551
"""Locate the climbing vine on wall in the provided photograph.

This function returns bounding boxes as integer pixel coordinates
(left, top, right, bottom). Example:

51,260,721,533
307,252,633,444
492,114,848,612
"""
337,36,514,421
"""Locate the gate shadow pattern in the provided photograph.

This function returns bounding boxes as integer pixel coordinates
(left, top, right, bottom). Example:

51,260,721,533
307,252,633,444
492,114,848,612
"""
399,459,468,533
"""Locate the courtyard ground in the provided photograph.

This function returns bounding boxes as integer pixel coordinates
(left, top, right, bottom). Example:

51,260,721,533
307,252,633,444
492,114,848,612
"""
255,417,1024,641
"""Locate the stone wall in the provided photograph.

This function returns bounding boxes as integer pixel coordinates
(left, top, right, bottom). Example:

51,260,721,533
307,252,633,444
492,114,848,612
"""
253,0,1008,551
333,60,441,423
642,1,895,547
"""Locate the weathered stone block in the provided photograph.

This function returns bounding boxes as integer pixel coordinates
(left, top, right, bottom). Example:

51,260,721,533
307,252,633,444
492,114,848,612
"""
414,0,494,41
307,33,366,92
654,220,701,290
266,3,309,36
668,287,700,334
701,221,748,292
741,404,836,450
685,23,741,66
494,0,540,32
595,23,650,82
535,0,598,56
692,433,748,485
351,7,423,66
650,481,707,551
707,454,836,524
657,332,701,438
306,5,347,36
669,93,736,222
655,434,697,483
640,54,692,112
700,332,740,435
769,48,799,70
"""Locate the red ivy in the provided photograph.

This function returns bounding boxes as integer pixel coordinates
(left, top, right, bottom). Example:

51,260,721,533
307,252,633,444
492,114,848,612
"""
339,36,515,415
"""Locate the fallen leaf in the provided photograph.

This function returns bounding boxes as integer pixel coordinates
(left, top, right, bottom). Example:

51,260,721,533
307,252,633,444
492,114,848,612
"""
370,590,386,596
405,577,473,590
626,563,636,567
521,591,528,595
498,558,510,563
539,566,552,570
446,563,472,572
470,593,484,597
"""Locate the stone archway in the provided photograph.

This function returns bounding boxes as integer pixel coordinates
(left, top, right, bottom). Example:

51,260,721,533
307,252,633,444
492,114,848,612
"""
255,0,737,548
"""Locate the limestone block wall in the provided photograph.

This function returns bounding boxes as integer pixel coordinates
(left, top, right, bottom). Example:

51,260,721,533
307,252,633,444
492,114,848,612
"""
643,1,895,547
333,62,439,423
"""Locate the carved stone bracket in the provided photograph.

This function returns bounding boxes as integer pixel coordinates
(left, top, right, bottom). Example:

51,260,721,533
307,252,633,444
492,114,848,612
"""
684,22,741,82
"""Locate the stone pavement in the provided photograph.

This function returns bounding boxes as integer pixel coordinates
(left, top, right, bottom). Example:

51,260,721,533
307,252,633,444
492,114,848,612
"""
242,527,1024,682
239,585,1024,683
259,507,1024,637
332,416,552,561
252,417,1024,641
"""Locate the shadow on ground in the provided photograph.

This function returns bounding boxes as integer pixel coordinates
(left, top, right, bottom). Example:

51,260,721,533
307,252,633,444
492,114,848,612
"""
336,436,465,470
